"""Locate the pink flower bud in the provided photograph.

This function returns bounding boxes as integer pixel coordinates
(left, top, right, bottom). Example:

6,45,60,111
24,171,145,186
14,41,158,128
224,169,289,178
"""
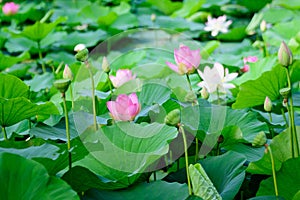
2,2,19,16
63,64,73,80
109,69,136,88
264,96,272,112
166,45,201,75
107,93,141,121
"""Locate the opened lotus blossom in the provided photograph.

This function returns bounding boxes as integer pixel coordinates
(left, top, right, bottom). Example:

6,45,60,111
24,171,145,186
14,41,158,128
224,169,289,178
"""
109,69,136,88
166,45,201,75
198,62,238,94
204,15,232,37
2,2,19,16
107,93,140,121
242,56,258,72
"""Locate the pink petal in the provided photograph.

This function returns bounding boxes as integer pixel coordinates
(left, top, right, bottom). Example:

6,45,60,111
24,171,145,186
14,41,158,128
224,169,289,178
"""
166,61,179,73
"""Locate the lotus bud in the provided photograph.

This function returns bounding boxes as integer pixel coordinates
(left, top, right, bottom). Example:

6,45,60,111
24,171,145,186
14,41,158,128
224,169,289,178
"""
74,44,86,52
252,131,267,147
280,87,290,99
260,20,267,32
151,13,156,22
102,57,110,73
63,64,73,80
264,96,272,112
54,79,71,93
200,87,209,99
165,109,181,126
278,41,293,67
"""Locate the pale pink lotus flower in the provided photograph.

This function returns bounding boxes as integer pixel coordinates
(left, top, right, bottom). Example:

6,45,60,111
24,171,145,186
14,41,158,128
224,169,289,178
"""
109,69,136,88
204,15,232,37
2,2,19,16
242,56,258,72
166,45,201,75
107,93,140,121
264,96,272,112
198,62,238,94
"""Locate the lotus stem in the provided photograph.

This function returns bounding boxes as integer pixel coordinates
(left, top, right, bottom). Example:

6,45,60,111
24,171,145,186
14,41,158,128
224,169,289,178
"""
285,68,299,157
267,145,278,197
62,92,72,170
2,126,7,141
85,61,98,131
179,125,192,196
37,41,46,73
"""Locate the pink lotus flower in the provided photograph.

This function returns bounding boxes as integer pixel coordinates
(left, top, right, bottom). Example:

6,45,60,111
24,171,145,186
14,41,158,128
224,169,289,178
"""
166,45,201,75
2,2,19,16
204,15,232,37
242,56,258,72
109,69,136,88
107,93,140,121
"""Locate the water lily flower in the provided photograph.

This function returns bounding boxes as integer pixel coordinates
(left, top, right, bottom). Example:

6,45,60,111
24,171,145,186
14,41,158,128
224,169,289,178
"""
166,45,201,75
204,15,232,37
109,69,136,88
242,56,258,72
198,62,238,94
2,2,19,16
107,93,140,121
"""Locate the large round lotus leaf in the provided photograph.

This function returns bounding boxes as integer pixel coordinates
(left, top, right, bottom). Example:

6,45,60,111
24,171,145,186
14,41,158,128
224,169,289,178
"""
0,152,79,200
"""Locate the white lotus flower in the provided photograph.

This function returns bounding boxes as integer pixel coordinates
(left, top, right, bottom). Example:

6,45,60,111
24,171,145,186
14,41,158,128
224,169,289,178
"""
204,15,232,37
198,62,238,94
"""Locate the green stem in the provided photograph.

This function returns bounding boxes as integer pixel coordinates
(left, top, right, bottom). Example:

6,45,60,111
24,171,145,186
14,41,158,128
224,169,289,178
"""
2,126,7,141
268,112,274,138
195,138,199,162
281,108,288,128
69,84,75,110
62,93,72,170
107,72,113,99
286,103,294,158
179,125,192,196
268,146,278,196
85,61,98,131
37,41,46,73
285,67,299,157
186,74,193,92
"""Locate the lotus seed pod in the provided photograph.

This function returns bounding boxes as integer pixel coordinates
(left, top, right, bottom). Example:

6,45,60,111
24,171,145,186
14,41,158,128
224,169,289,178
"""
278,41,293,67
185,91,197,103
200,87,209,100
165,109,180,126
252,131,267,147
75,48,89,62
279,87,291,99
54,79,71,93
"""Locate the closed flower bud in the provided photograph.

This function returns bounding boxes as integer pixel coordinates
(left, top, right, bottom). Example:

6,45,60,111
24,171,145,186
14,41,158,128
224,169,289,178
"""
165,109,181,126
151,13,156,22
260,20,267,32
74,44,86,52
63,64,73,80
200,87,209,99
252,131,267,147
278,41,293,67
264,96,272,112
102,57,110,73
54,79,71,93
279,87,290,99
